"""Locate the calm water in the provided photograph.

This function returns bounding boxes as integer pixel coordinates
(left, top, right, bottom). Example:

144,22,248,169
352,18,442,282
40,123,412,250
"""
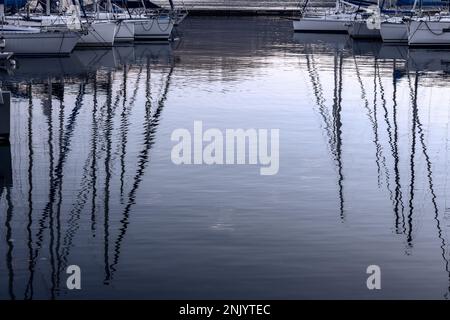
1,16,450,299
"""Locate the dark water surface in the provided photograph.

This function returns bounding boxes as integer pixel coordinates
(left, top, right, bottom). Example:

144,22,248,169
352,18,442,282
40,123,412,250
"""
1,16,450,299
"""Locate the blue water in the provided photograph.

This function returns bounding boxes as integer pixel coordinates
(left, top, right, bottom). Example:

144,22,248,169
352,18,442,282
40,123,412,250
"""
1,16,450,299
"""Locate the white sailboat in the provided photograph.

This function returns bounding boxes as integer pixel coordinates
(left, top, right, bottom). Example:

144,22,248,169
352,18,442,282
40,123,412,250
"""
6,0,117,47
408,14,450,46
114,20,135,42
382,0,448,46
378,0,436,44
380,16,409,43
132,14,175,41
95,2,175,42
293,12,355,33
75,0,117,46
293,0,355,33
347,20,382,38
0,1,79,55
1,25,79,55
347,6,382,39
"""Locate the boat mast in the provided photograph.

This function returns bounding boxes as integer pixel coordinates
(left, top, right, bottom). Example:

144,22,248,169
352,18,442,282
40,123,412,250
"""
107,0,112,15
0,0,4,37
93,0,98,18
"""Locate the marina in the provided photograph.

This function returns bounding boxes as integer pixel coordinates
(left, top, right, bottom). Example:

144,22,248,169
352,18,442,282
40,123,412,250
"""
1,0,450,301
0,0,182,56
0,15,450,299
293,0,450,46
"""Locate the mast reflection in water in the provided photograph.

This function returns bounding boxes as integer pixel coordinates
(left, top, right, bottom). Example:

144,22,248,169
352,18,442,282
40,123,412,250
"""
1,17,450,299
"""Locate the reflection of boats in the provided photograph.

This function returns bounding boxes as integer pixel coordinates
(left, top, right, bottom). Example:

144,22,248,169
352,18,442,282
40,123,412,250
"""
0,49,114,81
349,42,450,74
408,48,450,72
0,45,176,298
377,43,408,59
0,137,12,190
0,52,13,60
133,43,171,61
72,48,119,69
293,32,350,49
0,49,119,81
112,45,136,64
0,55,85,81
0,44,173,82
302,41,346,219
0,91,10,141
350,39,382,56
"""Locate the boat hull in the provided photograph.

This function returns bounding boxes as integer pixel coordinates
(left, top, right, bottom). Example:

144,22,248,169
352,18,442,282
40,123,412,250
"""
133,17,174,41
115,20,135,42
3,31,78,56
408,20,450,47
293,17,350,33
348,21,381,39
380,21,408,43
77,21,117,47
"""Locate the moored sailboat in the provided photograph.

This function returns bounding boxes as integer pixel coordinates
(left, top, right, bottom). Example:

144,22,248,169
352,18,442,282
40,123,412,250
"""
380,16,409,43
88,1,177,42
1,25,79,55
408,14,450,46
293,0,356,33
379,0,443,43
5,0,117,47
0,0,79,55
347,5,382,39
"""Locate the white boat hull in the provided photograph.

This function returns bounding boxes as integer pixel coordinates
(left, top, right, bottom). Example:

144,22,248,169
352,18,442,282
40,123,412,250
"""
3,31,78,56
293,17,350,33
133,17,174,41
348,21,381,39
408,20,450,47
115,20,135,42
380,21,408,43
77,21,117,47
